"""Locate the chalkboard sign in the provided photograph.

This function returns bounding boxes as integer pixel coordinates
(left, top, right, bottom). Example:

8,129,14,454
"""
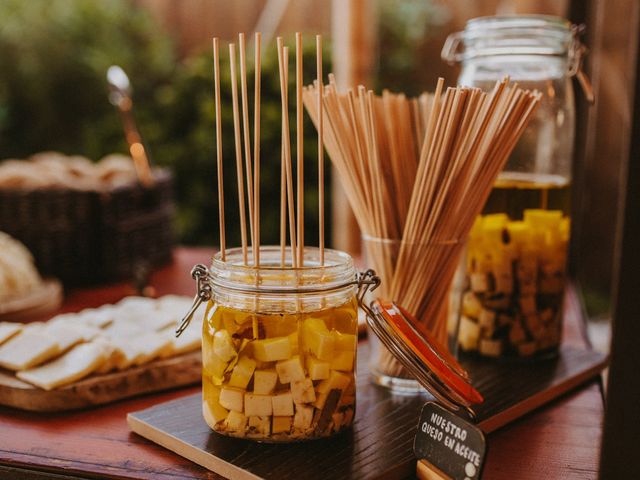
413,402,487,480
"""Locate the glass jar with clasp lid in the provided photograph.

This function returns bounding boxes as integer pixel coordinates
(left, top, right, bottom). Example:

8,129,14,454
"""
442,15,593,359
176,246,379,442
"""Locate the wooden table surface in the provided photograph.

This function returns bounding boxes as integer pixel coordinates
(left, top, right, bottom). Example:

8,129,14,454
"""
0,248,604,479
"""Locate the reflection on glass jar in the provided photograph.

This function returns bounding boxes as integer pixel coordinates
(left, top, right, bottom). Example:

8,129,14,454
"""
200,247,358,441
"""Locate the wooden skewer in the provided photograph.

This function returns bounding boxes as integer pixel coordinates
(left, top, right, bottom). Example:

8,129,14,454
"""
228,43,248,265
316,34,325,265
239,33,255,265
280,82,287,266
254,32,261,267
295,32,304,267
277,38,297,268
212,38,226,262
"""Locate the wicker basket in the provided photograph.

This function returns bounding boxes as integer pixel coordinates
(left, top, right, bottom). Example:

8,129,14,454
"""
0,169,174,286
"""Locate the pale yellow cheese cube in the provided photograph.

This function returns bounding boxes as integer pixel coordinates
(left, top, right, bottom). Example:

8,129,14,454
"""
293,404,314,430
219,387,244,412
317,370,351,394
458,316,480,352
272,392,294,416
275,355,305,384
253,336,292,362
248,416,271,435
291,378,316,404
462,292,482,318
524,209,563,231
332,331,357,351
483,213,509,228
244,393,273,417
303,318,335,361
213,330,237,362
272,416,292,434
228,356,257,389
202,381,229,422
203,399,229,427
507,221,530,247
330,350,354,372
306,356,330,380
253,369,278,395
316,370,351,407
314,391,329,410
224,411,247,433
203,349,229,381
470,273,489,293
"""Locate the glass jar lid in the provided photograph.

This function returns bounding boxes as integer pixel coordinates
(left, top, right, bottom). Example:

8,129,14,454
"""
364,299,483,418
442,14,594,103
209,246,356,294
442,15,574,63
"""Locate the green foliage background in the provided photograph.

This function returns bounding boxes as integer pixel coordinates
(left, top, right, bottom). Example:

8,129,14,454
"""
0,0,330,248
152,44,331,247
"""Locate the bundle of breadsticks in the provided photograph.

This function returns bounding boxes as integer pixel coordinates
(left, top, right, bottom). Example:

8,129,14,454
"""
303,77,540,376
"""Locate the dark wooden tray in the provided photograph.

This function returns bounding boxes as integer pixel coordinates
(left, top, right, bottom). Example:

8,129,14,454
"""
128,344,607,480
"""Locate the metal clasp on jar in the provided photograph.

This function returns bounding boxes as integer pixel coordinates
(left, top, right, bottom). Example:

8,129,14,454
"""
175,264,212,337
354,269,381,308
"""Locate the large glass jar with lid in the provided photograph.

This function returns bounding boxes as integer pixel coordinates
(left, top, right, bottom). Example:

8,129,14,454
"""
442,15,591,359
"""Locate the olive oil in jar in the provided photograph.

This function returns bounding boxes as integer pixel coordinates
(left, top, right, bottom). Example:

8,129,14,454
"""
202,300,358,440
198,247,359,442
457,172,571,359
482,172,571,218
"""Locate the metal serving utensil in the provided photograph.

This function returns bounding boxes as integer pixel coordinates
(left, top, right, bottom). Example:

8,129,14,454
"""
107,65,154,186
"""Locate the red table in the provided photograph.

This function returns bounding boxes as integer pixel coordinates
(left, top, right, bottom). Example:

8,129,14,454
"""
0,248,604,479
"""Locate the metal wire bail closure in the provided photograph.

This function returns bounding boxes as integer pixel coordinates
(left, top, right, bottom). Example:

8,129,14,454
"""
175,264,212,337
355,269,381,308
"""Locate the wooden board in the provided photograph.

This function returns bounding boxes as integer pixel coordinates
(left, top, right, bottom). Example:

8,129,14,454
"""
128,344,607,480
0,279,63,321
0,351,201,412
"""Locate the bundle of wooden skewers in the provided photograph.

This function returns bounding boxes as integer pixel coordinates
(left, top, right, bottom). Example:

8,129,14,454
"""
303,76,541,377
212,32,326,268
210,31,540,378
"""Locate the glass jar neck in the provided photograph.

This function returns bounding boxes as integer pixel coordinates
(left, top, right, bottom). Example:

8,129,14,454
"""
208,246,357,313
